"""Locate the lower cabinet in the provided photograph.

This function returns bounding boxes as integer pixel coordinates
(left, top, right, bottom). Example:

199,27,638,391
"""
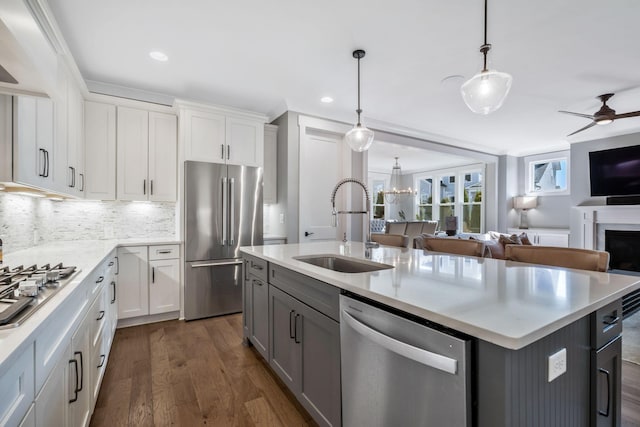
36,343,70,426
243,268,269,360
592,337,622,427
68,307,92,427
0,343,34,427
269,284,341,427
117,244,180,320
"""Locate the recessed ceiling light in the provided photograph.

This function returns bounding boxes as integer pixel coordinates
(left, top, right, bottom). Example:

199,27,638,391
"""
321,96,334,103
149,51,168,62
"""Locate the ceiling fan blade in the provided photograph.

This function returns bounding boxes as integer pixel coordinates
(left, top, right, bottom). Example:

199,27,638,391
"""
567,122,597,136
612,111,640,120
558,110,595,119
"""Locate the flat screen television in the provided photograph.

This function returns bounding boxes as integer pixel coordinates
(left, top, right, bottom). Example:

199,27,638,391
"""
589,145,640,196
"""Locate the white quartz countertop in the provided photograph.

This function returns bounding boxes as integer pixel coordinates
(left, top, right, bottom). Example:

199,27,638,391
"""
0,238,180,370
241,241,640,350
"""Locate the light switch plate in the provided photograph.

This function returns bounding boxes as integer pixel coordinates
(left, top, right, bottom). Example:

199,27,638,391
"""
548,348,567,382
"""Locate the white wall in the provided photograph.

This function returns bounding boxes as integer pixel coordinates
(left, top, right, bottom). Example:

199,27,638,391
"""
0,192,176,253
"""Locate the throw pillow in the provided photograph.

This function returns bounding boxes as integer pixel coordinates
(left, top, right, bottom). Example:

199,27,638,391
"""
518,232,532,245
499,234,522,247
485,239,506,259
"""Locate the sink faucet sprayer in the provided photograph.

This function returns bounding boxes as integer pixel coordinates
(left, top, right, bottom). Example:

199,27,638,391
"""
330,178,379,257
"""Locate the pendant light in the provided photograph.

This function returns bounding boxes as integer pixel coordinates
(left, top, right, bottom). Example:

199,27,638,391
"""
344,49,374,152
461,0,512,115
384,157,414,204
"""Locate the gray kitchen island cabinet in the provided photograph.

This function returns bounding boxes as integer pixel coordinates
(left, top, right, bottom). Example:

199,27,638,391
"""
241,242,640,427
243,253,341,427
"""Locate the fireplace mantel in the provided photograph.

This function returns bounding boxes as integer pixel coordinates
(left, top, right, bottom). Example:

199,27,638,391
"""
573,205,640,250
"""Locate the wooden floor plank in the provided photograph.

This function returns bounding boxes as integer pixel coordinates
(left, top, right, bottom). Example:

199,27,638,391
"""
622,361,640,426
245,396,284,427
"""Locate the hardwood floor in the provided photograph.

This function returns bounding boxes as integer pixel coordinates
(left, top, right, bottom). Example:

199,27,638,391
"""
90,314,315,427
623,360,640,427
92,314,640,427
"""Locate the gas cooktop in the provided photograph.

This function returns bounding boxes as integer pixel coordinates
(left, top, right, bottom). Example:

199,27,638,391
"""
0,263,78,330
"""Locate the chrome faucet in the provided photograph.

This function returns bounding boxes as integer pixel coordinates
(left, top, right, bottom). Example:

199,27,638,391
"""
330,178,379,256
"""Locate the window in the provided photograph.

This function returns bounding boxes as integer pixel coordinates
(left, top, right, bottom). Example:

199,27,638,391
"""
416,178,433,220
525,152,570,195
371,179,385,219
414,165,485,233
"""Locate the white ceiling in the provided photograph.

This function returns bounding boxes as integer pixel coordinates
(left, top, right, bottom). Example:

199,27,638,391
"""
46,0,640,157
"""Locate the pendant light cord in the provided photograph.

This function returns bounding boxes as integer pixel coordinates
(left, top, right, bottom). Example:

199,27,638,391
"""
480,0,490,72
356,55,362,126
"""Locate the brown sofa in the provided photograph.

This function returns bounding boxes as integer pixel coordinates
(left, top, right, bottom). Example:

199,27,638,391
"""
505,245,610,272
371,220,438,248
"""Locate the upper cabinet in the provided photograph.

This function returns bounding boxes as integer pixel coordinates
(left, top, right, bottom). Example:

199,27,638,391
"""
84,101,116,200
117,106,177,202
179,101,266,167
13,95,54,189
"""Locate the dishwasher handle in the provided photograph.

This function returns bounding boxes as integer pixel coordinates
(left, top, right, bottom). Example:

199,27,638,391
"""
342,310,458,375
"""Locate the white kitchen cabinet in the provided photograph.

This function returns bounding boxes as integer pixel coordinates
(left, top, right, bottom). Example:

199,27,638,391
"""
148,112,178,201
68,311,91,427
226,116,264,166
263,124,278,204
84,102,116,200
35,342,70,427
116,245,149,319
13,96,54,189
107,255,118,342
182,108,226,163
117,106,177,201
508,228,570,247
149,258,180,315
50,64,86,198
117,245,180,320
180,103,266,167
0,343,35,427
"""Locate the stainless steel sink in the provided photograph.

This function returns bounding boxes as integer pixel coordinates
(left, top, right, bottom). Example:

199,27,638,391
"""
293,254,393,273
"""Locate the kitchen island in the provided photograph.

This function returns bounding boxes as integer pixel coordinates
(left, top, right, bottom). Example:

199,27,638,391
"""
241,241,640,427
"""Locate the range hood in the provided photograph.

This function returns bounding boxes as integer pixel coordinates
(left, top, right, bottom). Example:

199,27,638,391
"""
0,1,58,97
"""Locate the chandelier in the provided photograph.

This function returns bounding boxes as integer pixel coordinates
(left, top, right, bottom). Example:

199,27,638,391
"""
384,157,414,204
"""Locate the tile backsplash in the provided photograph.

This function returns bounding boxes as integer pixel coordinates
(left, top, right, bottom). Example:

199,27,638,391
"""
0,193,176,254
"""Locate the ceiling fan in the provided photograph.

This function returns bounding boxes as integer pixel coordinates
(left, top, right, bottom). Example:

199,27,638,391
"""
559,93,640,136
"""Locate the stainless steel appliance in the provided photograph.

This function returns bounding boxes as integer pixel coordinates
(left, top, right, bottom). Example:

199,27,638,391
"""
0,263,78,329
184,160,263,320
340,294,472,426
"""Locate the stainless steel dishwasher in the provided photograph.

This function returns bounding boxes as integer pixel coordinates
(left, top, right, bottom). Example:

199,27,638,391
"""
340,294,472,426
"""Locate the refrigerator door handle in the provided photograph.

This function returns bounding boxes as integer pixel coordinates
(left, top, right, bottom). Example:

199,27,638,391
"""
221,177,228,246
191,260,244,268
229,178,235,245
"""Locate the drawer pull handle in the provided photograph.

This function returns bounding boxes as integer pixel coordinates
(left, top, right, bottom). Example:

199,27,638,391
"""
289,310,295,339
157,250,172,254
602,315,619,326
111,281,116,304
252,279,262,287
96,276,104,283
251,262,264,271
97,310,105,321
97,354,106,368
598,368,611,417
68,358,79,403
108,261,115,267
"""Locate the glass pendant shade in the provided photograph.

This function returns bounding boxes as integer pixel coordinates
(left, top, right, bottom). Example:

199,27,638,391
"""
345,123,374,152
461,69,513,115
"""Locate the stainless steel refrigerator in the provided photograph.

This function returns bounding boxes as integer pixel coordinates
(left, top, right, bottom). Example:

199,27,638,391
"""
184,160,263,320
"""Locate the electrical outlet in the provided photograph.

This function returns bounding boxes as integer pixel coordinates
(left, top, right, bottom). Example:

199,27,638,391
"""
548,348,567,382
279,213,285,224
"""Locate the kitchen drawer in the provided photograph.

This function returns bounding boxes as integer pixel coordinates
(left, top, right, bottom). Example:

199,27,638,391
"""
149,244,180,261
269,264,340,322
89,287,107,351
245,254,268,282
0,343,34,427
87,265,107,299
591,299,623,349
